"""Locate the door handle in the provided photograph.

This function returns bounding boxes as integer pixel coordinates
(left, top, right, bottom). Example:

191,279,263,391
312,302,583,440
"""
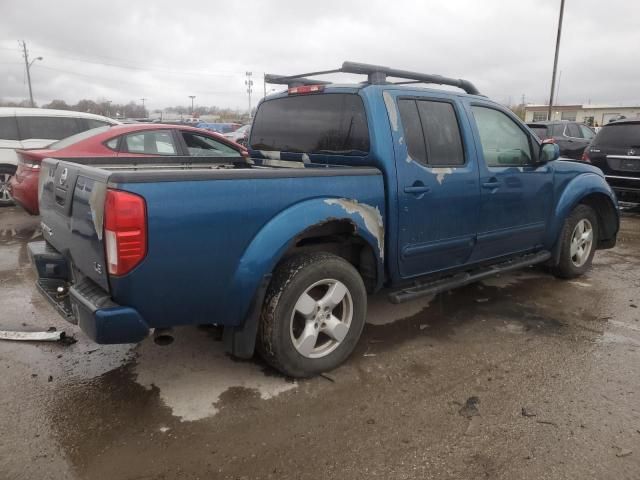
482,180,500,189
404,185,431,194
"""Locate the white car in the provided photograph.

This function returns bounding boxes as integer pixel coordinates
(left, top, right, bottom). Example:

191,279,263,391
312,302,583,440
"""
0,108,119,206
223,124,250,145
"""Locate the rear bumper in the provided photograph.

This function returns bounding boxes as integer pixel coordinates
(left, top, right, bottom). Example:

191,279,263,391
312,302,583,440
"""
28,240,150,344
9,168,39,215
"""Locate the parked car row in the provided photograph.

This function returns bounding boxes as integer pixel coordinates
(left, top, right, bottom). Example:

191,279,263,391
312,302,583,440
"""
0,107,119,206
8,123,248,215
527,119,640,201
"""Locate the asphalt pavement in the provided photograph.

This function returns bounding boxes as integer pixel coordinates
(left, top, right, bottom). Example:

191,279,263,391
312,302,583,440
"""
1,205,639,480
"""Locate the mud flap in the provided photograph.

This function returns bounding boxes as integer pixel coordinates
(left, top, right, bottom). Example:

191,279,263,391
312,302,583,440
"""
223,274,272,359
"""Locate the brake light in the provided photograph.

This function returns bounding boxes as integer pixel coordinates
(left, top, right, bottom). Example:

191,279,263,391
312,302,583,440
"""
288,85,324,95
104,189,147,276
581,149,591,163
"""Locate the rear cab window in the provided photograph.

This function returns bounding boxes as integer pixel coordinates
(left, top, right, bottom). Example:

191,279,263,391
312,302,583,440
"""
250,93,370,155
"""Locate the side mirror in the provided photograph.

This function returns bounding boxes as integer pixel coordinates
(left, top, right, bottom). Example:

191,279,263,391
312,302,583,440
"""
539,140,560,163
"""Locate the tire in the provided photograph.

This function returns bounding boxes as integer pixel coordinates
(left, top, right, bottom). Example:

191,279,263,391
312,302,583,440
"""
257,252,367,378
552,204,599,279
0,165,16,207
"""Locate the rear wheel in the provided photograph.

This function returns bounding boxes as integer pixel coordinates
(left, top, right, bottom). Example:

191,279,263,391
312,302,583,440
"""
0,165,16,207
257,252,367,378
553,204,598,278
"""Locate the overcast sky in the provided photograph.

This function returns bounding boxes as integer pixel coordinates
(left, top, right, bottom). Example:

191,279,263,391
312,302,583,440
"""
1,0,638,112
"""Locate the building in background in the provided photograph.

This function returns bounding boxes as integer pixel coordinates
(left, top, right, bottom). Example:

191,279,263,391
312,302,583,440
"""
524,104,640,126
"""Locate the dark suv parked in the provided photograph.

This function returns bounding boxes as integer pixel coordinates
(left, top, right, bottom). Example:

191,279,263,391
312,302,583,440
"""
527,121,595,160
583,119,640,201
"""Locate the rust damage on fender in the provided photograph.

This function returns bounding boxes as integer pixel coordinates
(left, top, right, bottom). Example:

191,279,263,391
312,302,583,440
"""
324,199,384,258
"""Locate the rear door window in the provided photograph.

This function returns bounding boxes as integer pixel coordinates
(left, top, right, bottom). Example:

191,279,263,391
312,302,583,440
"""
0,117,20,141
550,124,565,137
566,123,582,138
16,116,84,140
123,130,177,155
579,125,595,140
397,99,465,166
181,132,241,157
250,93,370,155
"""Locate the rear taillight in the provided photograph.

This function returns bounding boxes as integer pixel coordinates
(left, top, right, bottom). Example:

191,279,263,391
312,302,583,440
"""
581,149,591,163
104,189,147,276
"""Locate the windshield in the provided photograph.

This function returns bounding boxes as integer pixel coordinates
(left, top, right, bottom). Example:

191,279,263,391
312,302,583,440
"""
48,126,112,150
594,123,640,147
250,93,370,155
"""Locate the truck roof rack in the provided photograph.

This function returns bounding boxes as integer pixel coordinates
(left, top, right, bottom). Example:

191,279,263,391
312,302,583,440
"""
265,61,480,95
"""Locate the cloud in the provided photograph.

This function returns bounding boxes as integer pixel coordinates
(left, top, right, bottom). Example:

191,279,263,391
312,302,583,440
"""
1,0,638,110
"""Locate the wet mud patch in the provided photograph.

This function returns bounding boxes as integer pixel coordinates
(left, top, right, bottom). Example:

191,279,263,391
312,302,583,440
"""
0,224,42,246
358,268,600,358
47,362,178,474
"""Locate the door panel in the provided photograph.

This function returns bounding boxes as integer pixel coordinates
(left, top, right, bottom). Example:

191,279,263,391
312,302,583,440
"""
467,103,554,262
391,92,480,279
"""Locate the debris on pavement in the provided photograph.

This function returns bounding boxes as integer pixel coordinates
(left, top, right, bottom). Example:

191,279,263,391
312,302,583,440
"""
0,329,69,343
521,407,537,417
615,448,632,458
458,396,480,418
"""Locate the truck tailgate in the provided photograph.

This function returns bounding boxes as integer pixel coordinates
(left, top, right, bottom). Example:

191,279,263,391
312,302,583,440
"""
39,158,111,290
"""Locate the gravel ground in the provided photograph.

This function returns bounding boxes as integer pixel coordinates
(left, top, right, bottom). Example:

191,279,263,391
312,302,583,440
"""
0,205,639,480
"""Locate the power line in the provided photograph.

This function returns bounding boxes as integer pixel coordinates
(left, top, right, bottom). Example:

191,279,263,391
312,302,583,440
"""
34,45,249,78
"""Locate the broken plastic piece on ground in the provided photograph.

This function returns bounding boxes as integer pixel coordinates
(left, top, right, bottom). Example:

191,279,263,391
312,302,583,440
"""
0,329,76,344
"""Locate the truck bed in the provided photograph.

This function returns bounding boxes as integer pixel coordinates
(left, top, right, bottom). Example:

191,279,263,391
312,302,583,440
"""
37,155,385,340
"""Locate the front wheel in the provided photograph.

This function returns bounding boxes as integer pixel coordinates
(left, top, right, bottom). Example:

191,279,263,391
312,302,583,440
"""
552,204,599,279
257,252,367,378
0,165,16,207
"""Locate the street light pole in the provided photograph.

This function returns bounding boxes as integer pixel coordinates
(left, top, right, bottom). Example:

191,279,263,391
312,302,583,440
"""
20,40,42,107
245,72,253,119
547,0,566,121
188,95,196,115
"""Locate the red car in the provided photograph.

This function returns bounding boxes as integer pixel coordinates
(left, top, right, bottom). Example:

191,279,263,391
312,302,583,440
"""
9,123,248,215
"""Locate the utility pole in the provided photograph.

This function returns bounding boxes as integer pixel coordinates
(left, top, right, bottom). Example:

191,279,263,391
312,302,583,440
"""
140,98,146,117
20,40,42,107
106,100,112,118
555,70,563,105
245,72,253,119
547,0,566,121
188,95,195,115
263,73,267,98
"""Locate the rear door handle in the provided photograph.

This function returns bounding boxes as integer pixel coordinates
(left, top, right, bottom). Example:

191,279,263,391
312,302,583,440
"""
404,185,431,194
482,180,500,189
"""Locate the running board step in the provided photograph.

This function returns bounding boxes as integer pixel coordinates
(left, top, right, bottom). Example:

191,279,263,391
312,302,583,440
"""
388,250,551,304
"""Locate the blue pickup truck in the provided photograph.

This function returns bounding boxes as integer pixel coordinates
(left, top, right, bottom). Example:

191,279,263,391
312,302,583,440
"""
30,62,619,377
